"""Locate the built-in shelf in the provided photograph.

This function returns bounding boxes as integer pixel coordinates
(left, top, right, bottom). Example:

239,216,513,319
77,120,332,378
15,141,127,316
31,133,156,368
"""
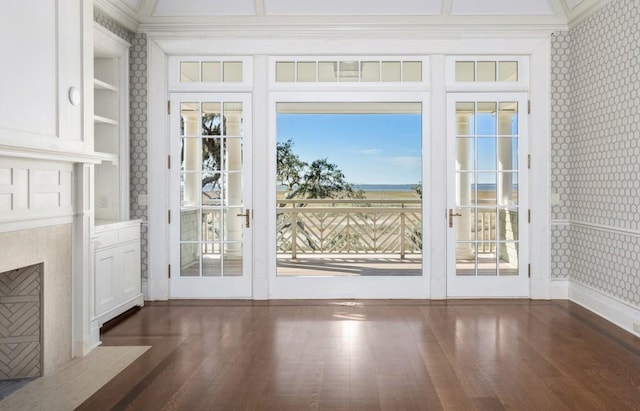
90,23,140,348
94,78,118,92
94,115,119,125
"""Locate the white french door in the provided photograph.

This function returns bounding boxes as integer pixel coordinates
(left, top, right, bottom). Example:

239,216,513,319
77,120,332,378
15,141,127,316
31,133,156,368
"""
446,93,529,297
169,93,252,298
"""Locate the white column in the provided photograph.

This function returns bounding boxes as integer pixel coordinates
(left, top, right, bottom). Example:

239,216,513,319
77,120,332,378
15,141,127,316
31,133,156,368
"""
225,110,243,257
498,112,513,205
456,112,474,260
182,112,201,206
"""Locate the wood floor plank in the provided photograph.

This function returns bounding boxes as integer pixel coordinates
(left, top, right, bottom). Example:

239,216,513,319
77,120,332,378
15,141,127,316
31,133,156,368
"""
76,300,640,411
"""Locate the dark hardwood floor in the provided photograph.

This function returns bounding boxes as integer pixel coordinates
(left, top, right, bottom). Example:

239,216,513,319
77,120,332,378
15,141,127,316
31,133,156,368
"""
77,300,640,410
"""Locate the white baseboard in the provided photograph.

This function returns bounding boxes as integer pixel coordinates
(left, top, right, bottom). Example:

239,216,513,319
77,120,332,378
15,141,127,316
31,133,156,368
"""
551,279,569,299
569,280,640,337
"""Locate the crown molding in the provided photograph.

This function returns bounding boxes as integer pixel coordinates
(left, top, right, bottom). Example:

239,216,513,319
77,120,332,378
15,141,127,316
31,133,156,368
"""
94,0,140,32
138,15,568,37
567,0,612,28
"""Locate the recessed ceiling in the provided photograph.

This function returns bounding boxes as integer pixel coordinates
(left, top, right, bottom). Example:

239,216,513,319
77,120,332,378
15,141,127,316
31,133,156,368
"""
99,0,610,31
120,0,140,11
264,0,442,16
450,0,555,16
153,0,255,16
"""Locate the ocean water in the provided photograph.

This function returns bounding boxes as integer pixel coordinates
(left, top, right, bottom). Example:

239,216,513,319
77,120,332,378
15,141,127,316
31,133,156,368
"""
354,184,416,192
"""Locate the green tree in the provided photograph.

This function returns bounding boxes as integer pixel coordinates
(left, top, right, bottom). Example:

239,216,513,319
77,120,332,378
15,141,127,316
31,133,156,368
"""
276,139,363,200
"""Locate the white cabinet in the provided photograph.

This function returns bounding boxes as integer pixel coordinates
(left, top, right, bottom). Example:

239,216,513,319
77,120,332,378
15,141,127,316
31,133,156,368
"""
93,221,143,325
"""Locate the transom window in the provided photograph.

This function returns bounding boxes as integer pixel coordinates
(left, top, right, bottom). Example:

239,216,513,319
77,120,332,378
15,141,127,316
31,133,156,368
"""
180,60,243,83
275,59,423,83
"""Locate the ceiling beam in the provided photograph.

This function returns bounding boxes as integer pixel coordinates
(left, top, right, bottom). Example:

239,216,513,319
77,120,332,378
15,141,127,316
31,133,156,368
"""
255,0,265,16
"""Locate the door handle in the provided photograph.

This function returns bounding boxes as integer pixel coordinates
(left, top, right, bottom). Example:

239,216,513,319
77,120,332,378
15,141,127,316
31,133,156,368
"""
448,209,462,228
237,209,250,228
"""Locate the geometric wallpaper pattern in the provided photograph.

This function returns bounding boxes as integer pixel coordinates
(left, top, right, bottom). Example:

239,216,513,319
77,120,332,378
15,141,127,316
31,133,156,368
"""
95,9,149,279
567,0,640,306
550,31,571,280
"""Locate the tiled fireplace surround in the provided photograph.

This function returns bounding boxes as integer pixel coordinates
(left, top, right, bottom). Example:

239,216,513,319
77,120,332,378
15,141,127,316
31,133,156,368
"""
0,225,72,377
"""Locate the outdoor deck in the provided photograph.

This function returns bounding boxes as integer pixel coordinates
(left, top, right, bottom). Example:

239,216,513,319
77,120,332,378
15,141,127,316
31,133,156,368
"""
277,254,422,276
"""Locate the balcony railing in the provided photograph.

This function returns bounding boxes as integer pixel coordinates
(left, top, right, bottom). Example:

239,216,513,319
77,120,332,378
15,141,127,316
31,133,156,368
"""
276,199,422,259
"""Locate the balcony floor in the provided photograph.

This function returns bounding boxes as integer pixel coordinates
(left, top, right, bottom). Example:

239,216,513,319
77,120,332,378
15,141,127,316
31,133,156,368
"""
277,253,422,276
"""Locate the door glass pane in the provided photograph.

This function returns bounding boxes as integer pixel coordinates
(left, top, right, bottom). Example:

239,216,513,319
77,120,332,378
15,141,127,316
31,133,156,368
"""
181,209,199,241
477,103,497,135
202,209,221,242
498,208,518,241
498,242,518,275
456,138,475,171
456,243,476,275
224,138,243,172
456,103,475,138
477,138,497,170
202,243,222,277
498,102,518,135
223,246,243,277
456,173,475,207
180,103,199,136
475,173,497,205
223,102,243,136
476,208,496,244
477,246,497,276
181,172,201,206
202,103,221,135
498,172,518,205
202,138,221,172
498,138,518,171
181,243,200,277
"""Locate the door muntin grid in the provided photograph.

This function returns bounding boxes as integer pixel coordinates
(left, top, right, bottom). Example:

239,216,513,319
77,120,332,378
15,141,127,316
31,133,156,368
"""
179,101,245,277
455,101,519,277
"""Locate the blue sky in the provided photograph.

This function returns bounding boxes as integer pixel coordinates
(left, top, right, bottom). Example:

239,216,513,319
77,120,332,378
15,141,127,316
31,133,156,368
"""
277,113,422,185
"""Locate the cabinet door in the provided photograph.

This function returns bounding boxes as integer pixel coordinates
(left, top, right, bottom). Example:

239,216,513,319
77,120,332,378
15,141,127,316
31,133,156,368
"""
120,241,141,301
95,247,119,315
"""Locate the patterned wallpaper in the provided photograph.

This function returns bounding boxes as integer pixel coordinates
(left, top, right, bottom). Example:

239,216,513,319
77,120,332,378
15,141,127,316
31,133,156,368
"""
550,31,571,280
94,10,149,280
568,0,640,305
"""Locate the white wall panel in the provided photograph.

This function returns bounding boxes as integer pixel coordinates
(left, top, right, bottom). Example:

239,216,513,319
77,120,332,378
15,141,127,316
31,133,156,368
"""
0,1,57,137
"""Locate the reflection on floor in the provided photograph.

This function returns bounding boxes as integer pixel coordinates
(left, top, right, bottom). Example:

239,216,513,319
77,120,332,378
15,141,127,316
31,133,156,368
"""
277,254,422,276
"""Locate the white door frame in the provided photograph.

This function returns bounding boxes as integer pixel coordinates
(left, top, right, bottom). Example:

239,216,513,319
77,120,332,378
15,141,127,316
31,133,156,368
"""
445,92,530,298
168,92,253,298
267,91,430,299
